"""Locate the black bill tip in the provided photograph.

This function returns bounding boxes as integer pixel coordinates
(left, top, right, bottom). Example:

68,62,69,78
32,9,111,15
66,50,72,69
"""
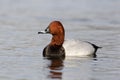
38,31,46,34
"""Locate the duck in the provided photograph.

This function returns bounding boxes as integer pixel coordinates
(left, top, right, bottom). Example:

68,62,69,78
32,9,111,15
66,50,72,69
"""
38,21,101,58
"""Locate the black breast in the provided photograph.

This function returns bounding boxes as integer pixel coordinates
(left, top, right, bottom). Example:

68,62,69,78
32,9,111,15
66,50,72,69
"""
43,45,65,59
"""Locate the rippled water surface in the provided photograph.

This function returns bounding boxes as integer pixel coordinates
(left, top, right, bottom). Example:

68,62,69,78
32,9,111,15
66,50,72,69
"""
0,0,120,80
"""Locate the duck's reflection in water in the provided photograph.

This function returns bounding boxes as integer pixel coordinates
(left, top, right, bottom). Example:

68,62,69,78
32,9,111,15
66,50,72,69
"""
47,58,64,79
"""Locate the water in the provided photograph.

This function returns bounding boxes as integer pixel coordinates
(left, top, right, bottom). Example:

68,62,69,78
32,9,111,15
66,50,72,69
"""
0,0,120,80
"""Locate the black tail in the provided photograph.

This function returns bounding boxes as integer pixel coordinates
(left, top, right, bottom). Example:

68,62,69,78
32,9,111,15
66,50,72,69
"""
87,42,102,58
87,42,102,49
92,43,102,57
92,44,102,49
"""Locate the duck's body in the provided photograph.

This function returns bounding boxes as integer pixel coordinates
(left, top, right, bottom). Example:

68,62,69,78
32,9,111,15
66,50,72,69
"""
38,21,101,59
63,40,101,57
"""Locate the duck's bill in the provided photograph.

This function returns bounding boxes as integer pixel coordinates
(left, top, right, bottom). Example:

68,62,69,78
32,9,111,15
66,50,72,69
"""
38,27,50,34
38,31,49,34
38,31,46,34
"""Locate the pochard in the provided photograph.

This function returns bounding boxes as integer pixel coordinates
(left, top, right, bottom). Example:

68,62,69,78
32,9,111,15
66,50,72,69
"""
38,21,101,58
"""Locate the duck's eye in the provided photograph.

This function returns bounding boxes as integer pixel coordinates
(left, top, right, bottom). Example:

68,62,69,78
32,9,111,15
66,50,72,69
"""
45,26,50,33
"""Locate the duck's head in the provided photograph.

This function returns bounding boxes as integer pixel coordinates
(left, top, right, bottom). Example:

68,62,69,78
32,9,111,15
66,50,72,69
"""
38,21,65,46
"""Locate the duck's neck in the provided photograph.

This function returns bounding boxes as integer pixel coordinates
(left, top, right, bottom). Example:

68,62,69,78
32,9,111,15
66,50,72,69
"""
50,34,64,47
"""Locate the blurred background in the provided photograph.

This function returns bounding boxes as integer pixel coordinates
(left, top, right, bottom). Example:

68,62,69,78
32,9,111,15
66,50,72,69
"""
0,0,120,80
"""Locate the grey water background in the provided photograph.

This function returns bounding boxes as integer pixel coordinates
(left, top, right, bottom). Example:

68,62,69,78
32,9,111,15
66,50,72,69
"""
0,0,120,80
